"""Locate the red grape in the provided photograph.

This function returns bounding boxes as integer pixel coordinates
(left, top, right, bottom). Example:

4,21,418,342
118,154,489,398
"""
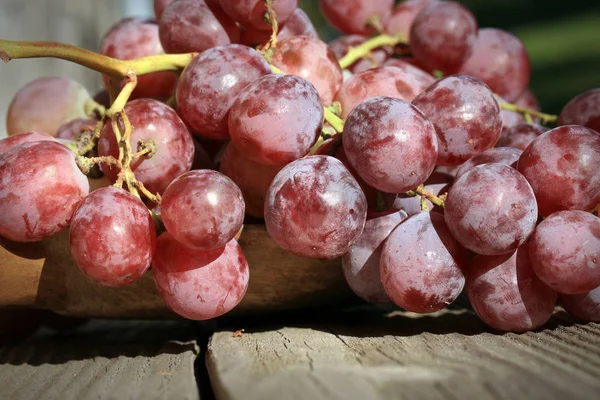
271,35,343,106
409,1,477,73
98,99,194,194
381,212,468,313
328,35,390,74
342,210,408,303
560,287,600,323
0,131,56,155
445,163,538,255
153,233,249,320
468,244,557,332
0,141,89,242
220,0,298,31
454,147,522,180
385,0,437,41
458,28,530,102
319,0,394,35
69,187,155,287
264,155,367,259
412,75,502,166
161,170,244,250
241,8,318,47
177,44,272,139
530,210,600,294
55,118,97,141
343,96,438,193
558,88,600,132
496,123,548,150
517,125,600,216
7,77,91,136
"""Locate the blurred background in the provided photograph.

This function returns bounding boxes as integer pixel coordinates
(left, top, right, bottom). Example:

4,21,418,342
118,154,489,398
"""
0,0,599,137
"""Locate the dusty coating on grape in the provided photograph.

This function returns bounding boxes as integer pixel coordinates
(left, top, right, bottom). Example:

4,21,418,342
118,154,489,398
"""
220,0,298,31
381,212,467,313
558,88,600,132
319,0,393,35
265,156,367,259
560,287,600,323
0,131,56,155
445,163,538,255
385,0,437,41
0,141,89,242
454,147,522,180
468,244,557,333
496,123,547,151
152,234,249,320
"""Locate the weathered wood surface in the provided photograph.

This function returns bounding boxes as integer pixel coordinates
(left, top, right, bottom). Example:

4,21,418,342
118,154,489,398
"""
207,306,600,400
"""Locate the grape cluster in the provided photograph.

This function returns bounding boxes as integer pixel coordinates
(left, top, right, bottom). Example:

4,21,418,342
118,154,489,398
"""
1,0,599,329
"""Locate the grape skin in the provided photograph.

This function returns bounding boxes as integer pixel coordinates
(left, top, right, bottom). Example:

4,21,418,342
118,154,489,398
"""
558,88,600,132
343,96,438,193
381,212,468,313
176,45,272,139
220,0,298,31
468,245,557,333
55,118,97,141
412,75,502,166
560,287,600,323
161,170,244,250
228,74,324,166
454,147,522,180
517,125,600,216
0,142,89,242
69,187,156,287
241,8,318,48
342,210,407,303
385,0,438,41
152,233,249,320
530,210,600,295
444,163,538,255
0,131,56,155
319,0,394,36
264,156,367,259
496,123,548,151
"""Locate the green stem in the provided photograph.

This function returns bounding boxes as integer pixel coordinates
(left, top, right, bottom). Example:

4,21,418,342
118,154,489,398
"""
499,102,558,125
338,34,404,70
407,185,445,208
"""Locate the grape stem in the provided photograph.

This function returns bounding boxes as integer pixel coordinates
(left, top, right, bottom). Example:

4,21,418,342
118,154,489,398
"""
499,102,558,125
406,185,445,208
338,34,405,70
262,0,279,52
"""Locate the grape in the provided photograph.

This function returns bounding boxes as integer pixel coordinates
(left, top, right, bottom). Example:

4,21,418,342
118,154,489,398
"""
496,123,548,150
381,58,436,89
241,8,318,47
454,147,522,180
271,35,343,106
458,28,530,102
517,125,600,216
0,141,89,242
69,187,156,287
530,210,600,294
558,88,600,132
342,210,407,303
412,75,502,166
7,77,91,136
560,287,600,323
154,0,174,19
219,143,282,218
381,212,468,313
393,181,449,216
176,45,272,139
229,74,323,166
328,35,390,74
445,163,538,255
152,233,249,320
264,156,367,259
55,118,97,141
409,1,477,74
100,18,176,100
343,97,438,193
335,65,435,119
161,170,244,250
220,0,298,31
385,0,437,41
98,99,194,194
159,0,231,54
468,244,557,333
319,0,394,35
498,90,541,130
205,0,242,43
0,131,56,155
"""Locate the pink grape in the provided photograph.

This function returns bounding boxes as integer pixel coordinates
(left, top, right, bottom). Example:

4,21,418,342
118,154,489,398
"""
271,35,343,106
319,0,394,35
335,65,435,119
560,287,600,323
496,123,548,150
530,210,600,294
454,147,522,180
444,163,538,255
264,156,367,259
412,75,502,166
55,118,97,141
343,96,438,193
468,244,557,333
7,77,91,136
241,8,318,47
0,131,56,155
517,125,600,216
409,1,477,74
328,35,390,74
458,28,530,102
342,210,408,303
98,99,194,194
161,170,244,250
152,233,249,320
177,44,272,139
69,187,156,287
498,90,541,130
381,212,468,313
229,74,323,166
220,0,298,31
0,141,89,242
385,0,438,41
558,88,600,132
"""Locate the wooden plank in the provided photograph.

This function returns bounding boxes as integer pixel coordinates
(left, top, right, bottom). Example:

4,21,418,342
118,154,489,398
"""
207,307,600,400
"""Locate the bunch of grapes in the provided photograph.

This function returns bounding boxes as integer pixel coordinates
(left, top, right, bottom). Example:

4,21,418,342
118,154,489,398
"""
1,0,599,330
